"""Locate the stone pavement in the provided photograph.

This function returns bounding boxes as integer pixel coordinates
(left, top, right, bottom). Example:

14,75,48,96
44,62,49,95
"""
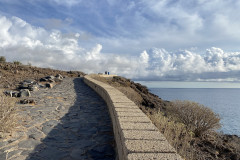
0,78,116,160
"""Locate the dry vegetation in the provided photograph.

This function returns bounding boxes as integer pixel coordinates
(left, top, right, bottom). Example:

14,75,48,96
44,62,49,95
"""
92,75,240,160
169,100,221,137
0,90,16,138
0,62,85,89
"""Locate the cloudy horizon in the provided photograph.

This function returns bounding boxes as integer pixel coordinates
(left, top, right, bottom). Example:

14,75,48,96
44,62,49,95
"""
1,0,240,81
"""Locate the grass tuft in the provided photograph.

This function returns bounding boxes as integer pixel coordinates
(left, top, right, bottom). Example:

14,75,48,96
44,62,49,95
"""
0,90,17,138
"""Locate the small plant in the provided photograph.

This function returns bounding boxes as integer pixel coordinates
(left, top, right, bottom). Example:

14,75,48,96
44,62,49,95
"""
13,61,22,65
0,56,6,63
169,100,221,137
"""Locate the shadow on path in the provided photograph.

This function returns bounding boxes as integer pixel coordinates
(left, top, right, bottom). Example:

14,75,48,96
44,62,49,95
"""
26,78,116,160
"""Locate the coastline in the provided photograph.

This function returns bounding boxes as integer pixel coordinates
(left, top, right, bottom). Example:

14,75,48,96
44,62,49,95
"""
92,75,240,160
148,87,240,136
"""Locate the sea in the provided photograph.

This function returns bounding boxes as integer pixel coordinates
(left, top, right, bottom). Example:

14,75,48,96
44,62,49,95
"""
136,81,240,136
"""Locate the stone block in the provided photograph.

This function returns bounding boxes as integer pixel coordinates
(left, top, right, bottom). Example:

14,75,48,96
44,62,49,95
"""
118,122,158,131
112,102,138,109
121,130,167,141
115,111,147,117
128,153,183,160
118,116,150,123
124,140,176,153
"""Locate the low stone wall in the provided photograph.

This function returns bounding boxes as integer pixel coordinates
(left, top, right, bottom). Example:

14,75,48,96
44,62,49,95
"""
84,75,183,160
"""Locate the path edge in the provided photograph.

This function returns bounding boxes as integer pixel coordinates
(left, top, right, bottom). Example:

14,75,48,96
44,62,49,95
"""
83,75,183,160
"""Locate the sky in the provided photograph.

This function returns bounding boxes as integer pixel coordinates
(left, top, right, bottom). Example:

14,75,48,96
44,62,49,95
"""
0,0,240,81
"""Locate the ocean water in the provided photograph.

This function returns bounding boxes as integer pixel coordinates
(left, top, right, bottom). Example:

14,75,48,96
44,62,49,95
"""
149,88,240,136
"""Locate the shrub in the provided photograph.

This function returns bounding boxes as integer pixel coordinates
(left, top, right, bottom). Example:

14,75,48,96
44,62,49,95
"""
13,61,22,65
150,111,194,159
0,56,6,63
168,100,221,137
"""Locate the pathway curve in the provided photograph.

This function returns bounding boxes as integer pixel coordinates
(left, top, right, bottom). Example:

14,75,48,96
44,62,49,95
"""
0,78,116,160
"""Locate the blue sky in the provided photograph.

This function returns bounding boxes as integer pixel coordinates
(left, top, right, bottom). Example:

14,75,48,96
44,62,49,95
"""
1,0,240,81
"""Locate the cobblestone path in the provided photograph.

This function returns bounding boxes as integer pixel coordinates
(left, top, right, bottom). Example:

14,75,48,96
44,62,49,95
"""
0,78,116,160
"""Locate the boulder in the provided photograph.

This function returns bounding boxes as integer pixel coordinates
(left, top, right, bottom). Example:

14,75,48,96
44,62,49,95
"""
45,83,55,88
23,79,35,84
19,89,31,97
40,75,55,82
40,78,48,82
45,75,55,80
29,84,39,91
4,90,13,97
12,91,20,97
4,90,20,97
18,80,39,91
48,79,55,83
55,74,63,81
18,82,30,89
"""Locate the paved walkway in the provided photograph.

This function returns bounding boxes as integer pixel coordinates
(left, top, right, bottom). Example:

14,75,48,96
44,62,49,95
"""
0,78,116,160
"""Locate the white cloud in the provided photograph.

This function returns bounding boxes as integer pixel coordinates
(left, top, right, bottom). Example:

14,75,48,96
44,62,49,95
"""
1,14,240,82
138,47,240,81
51,0,81,6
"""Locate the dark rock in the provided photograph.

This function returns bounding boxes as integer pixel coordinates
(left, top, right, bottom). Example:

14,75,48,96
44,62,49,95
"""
49,79,55,83
4,90,13,97
18,82,30,89
20,99,36,104
45,83,55,88
19,89,31,97
40,78,48,82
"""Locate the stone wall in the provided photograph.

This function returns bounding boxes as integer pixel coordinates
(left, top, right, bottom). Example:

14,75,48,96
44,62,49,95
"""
83,75,183,160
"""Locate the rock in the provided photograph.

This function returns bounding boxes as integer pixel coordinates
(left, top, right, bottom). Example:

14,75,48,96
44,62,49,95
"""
39,84,46,88
4,90,13,97
48,79,55,83
12,91,20,97
19,99,36,104
18,82,29,89
18,80,38,91
4,90,19,97
40,75,55,82
19,89,31,97
28,84,39,91
14,70,19,74
46,75,55,80
40,77,48,82
23,79,35,84
4,85,10,88
45,83,55,88
55,74,63,81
